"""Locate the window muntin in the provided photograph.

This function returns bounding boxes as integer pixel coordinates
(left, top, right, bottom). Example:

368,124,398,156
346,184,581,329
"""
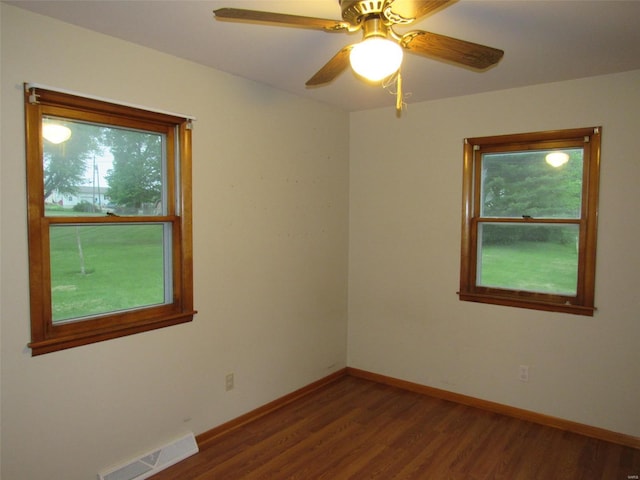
459,127,601,315
26,86,195,355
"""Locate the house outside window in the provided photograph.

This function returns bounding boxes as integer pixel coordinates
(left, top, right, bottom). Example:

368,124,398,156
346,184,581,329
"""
459,127,601,315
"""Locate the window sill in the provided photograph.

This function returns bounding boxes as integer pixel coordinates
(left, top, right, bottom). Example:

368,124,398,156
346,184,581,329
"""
28,310,197,356
458,292,595,316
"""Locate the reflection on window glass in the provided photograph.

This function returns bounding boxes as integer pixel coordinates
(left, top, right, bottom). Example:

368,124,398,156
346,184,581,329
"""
49,224,170,323
43,117,165,217
477,223,579,295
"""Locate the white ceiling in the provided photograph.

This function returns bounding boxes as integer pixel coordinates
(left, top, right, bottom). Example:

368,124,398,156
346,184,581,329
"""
8,0,640,112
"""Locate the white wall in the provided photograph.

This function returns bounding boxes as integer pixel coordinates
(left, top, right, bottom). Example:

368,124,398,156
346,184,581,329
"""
349,69,640,438
0,5,349,480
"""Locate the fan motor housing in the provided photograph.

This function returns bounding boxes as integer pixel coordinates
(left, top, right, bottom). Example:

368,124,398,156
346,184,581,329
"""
340,0,386,25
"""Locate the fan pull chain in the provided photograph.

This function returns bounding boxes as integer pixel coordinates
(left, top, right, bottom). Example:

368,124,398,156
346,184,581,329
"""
396,70,403,113
383,70,409,114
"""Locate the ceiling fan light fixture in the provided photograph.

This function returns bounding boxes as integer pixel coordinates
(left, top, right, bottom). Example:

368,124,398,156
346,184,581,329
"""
350,36,403,82
213,2,505,109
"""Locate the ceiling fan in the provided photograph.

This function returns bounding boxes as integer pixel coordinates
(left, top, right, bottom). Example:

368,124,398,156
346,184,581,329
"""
214,0,504,111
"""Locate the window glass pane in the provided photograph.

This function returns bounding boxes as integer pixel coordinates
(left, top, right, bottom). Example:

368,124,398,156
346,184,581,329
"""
50,224,171,323
477,223,579,295
480,149,583,218
43,117,165,217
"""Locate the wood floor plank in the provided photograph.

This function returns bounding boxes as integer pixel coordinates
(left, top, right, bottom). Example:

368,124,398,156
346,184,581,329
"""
151,376,640,479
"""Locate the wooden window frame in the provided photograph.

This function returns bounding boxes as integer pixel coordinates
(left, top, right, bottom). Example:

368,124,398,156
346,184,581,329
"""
25,86,196,355
459,127,601,316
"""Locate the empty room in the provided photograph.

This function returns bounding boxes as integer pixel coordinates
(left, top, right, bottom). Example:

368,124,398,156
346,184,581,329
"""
1,1,639,479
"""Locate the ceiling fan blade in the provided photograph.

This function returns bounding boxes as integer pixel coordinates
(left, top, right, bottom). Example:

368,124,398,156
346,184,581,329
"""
213,8,350,31
306,45,354,86
384,0,455,23
402,31,504,69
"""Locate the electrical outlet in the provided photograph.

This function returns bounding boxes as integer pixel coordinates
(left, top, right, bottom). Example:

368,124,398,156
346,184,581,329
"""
519,365,529,382
225,373,234,391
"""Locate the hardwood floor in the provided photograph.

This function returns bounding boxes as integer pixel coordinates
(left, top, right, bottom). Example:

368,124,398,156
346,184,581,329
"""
152,376,640,479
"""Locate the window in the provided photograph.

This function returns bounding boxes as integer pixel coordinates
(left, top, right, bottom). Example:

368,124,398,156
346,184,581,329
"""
459,127,601,315
25,85,196,355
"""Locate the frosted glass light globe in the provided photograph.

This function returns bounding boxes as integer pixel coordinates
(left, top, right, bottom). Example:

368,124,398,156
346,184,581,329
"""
350,37,403,82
